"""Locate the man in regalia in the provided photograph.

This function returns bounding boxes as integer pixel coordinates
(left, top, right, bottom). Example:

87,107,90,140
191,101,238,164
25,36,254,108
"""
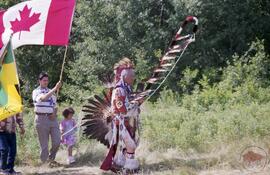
101,58,141,173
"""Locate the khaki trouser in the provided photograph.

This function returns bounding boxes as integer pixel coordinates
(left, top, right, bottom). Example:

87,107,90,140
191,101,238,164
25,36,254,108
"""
35,114,61,163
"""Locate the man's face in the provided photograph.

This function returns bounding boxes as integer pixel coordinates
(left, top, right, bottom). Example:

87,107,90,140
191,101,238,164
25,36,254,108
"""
124,70,135,85
39,77,49,88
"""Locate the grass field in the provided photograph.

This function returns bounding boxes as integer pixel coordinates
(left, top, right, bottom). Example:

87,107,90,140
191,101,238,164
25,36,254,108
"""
15,97,270,174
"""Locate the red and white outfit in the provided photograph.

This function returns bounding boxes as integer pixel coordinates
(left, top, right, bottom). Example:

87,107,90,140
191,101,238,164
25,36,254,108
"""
101,69,140,172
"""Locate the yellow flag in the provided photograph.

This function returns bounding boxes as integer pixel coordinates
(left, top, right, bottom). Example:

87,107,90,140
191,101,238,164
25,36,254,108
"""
0,40,22,120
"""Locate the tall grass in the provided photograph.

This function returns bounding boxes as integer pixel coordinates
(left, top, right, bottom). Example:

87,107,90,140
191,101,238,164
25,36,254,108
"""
142,100,270,151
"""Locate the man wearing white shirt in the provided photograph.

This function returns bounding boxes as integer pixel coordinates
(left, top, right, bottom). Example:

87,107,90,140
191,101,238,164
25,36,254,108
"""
32,72,61,165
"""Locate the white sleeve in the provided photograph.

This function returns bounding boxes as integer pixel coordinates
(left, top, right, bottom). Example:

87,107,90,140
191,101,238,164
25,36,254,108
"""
59,121,64,132
33,89,44,103
32,89,38,102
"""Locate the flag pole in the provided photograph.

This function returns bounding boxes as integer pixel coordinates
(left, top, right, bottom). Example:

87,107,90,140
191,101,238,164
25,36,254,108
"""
7,34,23,99
60,45,68,82
9,35,23,139
57,45,68,97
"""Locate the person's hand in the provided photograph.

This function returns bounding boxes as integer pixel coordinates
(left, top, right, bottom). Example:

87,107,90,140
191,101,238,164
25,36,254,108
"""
20,128,25,135
54,81,62,91
137,98,144,105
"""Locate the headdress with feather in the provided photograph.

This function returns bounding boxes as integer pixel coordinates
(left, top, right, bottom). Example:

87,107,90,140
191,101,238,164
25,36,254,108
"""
113,57,135,83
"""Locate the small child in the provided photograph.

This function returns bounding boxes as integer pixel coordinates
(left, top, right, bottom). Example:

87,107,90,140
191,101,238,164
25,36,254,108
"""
60,107,77,164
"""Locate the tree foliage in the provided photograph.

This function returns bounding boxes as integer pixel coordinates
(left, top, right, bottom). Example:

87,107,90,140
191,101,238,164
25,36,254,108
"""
0,0,269,103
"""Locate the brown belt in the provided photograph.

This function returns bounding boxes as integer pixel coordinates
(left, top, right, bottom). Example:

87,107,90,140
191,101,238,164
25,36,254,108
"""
35,113,53,116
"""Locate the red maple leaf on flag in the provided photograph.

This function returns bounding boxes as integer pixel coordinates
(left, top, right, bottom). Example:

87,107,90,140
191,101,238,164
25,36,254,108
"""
10,5,41,40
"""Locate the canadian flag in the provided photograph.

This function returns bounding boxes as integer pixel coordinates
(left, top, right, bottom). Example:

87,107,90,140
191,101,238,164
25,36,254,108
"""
0,0,76,49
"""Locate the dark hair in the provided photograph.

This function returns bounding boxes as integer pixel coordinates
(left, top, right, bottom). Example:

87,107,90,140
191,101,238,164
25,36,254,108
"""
62,107,75,118
39,72,49,80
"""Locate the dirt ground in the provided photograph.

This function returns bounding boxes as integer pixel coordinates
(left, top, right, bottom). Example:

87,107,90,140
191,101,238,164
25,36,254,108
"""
17,142,270,175
17,160,270,175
